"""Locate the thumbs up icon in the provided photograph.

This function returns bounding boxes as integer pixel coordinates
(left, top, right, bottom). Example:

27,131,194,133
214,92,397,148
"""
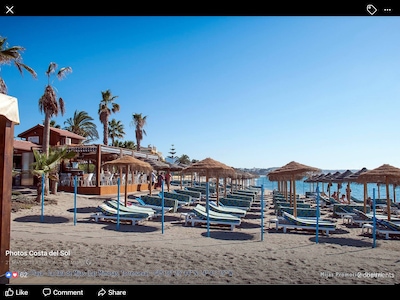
5,288,14,297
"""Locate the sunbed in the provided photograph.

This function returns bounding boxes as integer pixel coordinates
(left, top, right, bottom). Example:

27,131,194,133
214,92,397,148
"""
276,212,337,236
174,189,202,202
218,197,252,211
135,195,177,213
159,191,195,206
209,201,247,218
376,218,400,239
105,200,157,217
90,203,153,225
184,204,241,231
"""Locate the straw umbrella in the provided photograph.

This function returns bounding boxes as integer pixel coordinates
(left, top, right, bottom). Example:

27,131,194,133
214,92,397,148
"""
343,167,369,212
319,172,341,198
163,162,184,191
142,158,184,191
268,161,320,217
182,157,235,204
357,164,400,220
331,170,353,204
182,158,235,237
103,155,153,206
139,158,169,193
304,173,326,194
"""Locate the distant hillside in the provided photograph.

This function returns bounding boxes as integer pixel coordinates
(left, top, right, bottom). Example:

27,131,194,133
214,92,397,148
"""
238,168,359,176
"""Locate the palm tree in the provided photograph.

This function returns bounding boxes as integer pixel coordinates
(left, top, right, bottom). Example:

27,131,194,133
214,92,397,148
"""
122,140,136,150
177,154,191,165
64,110,99,144
98,89,119,145
49,119,61,128
130,113,147,151
39,62,72,156
0,36,37,94
31,146,76,201
113,140,136,150
108,118,125,146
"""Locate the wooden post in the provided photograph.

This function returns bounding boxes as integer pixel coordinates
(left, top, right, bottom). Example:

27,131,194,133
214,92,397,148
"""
96,144,101,187
0,117,14,284
386,178,391,221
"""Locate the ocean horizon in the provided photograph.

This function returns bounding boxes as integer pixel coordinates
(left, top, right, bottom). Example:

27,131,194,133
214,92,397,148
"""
255,175,399,203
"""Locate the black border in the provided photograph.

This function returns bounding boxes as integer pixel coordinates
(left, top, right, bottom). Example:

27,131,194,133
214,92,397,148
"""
1,1,399,16
1,284,398,298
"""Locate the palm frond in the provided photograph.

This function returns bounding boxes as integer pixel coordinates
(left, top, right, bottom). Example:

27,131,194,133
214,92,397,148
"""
14,61,37,78
57,66,73,80
46,62,57,77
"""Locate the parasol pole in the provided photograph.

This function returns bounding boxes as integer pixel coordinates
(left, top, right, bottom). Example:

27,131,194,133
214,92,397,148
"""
117,177,120,231
393,184,396,205
161,178,165,234
372,188,376,248
124,165,128,207
346,182,351,204
260,184,264,241
206,173,210,237
224,177,227,198
216,175,219,205
293,175,297,218
315,185,320,244
385,177,391,220
363,182,368,213
74,175,77,226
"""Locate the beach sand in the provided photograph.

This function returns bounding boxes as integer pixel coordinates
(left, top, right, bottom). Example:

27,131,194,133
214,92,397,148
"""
7,187,399,285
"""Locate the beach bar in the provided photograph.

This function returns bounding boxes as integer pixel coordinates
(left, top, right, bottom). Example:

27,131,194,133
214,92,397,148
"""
58,144,160,195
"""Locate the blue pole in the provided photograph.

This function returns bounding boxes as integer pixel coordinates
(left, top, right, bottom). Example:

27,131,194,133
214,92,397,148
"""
40,174,45,222
161,179,165,234
316,185,320,244
117,177,120,231
74,175,77,226
206,181,210,237
372,188,376,248
261,184,264,241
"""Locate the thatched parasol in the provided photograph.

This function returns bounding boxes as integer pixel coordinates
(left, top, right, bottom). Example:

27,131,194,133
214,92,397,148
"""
331,170,353,204
357,164,400,220
182,157,236,237
141,158,185,191
343,167,369,212
103,155,153,206
268,161,320,217
182,157,235,203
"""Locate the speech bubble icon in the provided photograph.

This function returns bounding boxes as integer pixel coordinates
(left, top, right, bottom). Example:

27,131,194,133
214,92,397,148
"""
42,288,52,297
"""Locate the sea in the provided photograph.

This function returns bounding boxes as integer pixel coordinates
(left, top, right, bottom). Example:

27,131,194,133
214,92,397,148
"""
255,175,400,202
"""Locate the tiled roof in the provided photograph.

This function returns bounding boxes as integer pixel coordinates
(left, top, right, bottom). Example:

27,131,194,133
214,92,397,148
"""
14,139,42,151
17,124,86,140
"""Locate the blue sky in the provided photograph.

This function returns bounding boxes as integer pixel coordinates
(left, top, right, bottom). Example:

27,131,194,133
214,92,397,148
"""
1,16,400,170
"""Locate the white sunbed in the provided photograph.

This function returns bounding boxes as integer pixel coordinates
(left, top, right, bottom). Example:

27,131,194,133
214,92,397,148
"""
90,203,152,226
184,204,241,231
209,201,247,218
276,212,337,236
